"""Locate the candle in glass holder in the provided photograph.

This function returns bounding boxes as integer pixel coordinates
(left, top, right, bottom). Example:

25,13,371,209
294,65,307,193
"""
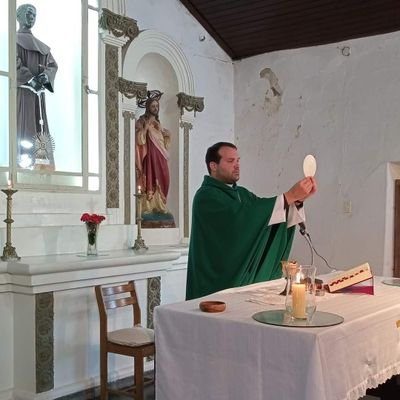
292,283,306,319
136,186,142,221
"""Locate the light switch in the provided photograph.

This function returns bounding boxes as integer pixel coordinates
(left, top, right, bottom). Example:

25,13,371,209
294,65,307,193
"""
343,200,352,214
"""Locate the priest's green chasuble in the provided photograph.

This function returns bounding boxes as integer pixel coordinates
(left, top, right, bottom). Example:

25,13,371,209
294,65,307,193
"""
186,175,295,300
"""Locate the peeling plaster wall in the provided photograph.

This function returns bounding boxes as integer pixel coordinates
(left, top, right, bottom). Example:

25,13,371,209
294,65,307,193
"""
234,32,400,275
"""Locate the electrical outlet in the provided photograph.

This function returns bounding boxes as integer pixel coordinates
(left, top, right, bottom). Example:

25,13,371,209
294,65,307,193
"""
343,200,352,214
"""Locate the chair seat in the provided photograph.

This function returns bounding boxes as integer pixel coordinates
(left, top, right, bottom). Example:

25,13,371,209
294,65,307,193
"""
96,281,155,400
108,326,155,346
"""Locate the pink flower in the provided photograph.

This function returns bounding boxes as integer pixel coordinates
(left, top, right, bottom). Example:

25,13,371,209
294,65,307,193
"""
80,213,106,224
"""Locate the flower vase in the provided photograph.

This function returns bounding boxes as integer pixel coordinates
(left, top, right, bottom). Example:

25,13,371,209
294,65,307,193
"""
86,222,99,256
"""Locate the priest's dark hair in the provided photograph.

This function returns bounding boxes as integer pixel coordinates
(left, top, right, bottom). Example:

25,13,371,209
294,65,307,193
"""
205,142,237,174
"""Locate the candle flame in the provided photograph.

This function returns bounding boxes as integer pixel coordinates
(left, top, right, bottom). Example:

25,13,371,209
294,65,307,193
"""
138,185,142,194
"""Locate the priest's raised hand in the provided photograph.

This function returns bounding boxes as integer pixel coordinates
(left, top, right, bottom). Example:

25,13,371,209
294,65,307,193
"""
284,176,317,205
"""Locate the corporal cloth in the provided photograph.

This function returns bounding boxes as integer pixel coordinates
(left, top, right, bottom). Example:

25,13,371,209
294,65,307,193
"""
186,175,295,299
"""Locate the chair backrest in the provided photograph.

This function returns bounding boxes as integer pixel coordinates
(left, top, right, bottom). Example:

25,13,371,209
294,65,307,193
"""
95,281,142,335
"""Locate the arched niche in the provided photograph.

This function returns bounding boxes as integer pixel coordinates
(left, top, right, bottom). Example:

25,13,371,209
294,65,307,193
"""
123,30,194,95
136,53,180,225
123,30,195,239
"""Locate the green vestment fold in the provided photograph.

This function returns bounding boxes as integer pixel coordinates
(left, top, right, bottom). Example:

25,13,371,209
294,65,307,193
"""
186,175,295,300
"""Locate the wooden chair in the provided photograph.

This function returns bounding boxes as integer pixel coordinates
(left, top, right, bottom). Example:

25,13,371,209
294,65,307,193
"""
95,281,155,400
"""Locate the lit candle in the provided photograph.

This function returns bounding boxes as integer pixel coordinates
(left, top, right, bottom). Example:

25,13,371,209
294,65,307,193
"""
137,185,142,194
292,283,306,319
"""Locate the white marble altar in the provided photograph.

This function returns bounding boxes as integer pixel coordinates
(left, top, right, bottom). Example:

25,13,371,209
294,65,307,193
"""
0,246,187,400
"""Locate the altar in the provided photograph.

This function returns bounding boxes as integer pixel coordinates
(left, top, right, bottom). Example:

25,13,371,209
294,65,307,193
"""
0,246,188,400
154,277,400,400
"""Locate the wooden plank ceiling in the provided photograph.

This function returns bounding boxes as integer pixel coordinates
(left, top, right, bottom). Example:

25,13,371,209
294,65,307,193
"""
179,0,400,60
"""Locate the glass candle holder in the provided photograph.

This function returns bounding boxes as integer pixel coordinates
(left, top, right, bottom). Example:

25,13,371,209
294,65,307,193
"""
285,264,316,321
280,260,298,295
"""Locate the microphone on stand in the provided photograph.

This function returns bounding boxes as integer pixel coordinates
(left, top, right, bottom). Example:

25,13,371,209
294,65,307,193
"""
299,222,307,237
298,221,336,271
299,222,313,265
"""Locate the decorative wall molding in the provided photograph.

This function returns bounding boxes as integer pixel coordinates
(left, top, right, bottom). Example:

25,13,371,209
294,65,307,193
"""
119,78,147,100
180,120,193,238
105,45,120,208
35,292,54,393
100,0,126,16
123,111,135,224
177,92,205,116
99,8,139,61
147,277,161,329
100,8,139,41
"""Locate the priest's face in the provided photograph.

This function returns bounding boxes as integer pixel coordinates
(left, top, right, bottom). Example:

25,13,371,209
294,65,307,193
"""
211,146,240,184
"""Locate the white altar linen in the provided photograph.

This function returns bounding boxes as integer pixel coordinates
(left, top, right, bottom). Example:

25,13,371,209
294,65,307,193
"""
155,277,400,400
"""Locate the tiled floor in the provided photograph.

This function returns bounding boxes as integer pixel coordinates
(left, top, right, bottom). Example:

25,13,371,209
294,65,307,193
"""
110,376,399,400
61,374,400,399
56,375,155,400
97,377,155,400
101,379,399,400
364,375,400,399
102,385,154,400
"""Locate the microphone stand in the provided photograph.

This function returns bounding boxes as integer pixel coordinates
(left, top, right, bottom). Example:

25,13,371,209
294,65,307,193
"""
300,225,314,266
299,223,336,271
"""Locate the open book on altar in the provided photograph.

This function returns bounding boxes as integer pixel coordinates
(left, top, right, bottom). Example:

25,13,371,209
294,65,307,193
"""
325,262,374,294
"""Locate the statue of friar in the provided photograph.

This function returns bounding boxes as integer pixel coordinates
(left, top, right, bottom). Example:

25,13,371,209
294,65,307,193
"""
16,3,58,171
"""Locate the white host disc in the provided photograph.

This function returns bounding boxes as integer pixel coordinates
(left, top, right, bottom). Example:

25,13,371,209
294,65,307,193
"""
303,154,317,177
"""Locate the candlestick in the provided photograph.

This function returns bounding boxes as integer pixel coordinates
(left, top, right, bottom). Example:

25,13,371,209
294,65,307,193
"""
132,192,148,253
1,188,20,261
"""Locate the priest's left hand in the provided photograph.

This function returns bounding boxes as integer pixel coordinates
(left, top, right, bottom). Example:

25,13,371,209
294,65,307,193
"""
284,176,317,205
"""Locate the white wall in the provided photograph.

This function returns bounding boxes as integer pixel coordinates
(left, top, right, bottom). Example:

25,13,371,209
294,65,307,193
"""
234,31,400,275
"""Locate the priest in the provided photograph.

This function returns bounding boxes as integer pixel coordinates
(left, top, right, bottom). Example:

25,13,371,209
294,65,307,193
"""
186,142,317,300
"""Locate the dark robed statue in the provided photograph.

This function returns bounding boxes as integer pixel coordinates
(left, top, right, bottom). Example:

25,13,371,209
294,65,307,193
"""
16,3,58,171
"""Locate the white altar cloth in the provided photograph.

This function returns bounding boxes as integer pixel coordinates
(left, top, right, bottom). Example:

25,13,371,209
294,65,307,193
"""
154,277,400,400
